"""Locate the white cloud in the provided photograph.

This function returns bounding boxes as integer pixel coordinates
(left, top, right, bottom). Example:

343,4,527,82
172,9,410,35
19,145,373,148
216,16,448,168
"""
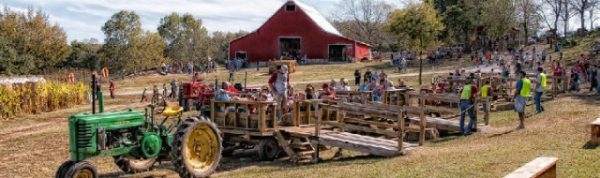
2,0,403,41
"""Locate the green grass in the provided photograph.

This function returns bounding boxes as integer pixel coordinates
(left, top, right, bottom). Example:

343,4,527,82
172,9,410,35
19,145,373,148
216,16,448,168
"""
217,93,600,178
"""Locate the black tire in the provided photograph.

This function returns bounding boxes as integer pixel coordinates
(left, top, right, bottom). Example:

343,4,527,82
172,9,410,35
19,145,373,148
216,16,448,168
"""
64,161,97,178
55,160,75,178
257,138,280,161
171,117,222,178
113,156,156,174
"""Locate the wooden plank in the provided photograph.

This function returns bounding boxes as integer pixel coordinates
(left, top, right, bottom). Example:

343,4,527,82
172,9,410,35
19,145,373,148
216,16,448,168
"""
273,131,298,161
504,157,558,178
323,121,398,137
408,117,461,132
316,134,400,157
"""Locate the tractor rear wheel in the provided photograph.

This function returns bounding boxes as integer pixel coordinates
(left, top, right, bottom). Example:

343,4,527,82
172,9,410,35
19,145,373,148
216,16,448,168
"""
55,160,75,178
171,117,222,178
113,156,156,173
257,138,280,161
63,161,97,178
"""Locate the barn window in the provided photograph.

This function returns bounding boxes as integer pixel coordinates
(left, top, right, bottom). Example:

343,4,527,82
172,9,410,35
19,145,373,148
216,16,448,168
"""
286,4,296,11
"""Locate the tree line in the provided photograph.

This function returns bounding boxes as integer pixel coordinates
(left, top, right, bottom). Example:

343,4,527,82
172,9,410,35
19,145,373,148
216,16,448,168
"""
0,7,246,76
332,0,600,53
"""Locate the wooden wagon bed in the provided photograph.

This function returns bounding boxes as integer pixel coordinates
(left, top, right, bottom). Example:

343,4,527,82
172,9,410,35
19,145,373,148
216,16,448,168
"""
279,127,417,157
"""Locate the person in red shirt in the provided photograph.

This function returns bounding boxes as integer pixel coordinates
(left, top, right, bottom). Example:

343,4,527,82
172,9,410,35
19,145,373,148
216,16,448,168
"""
268,65,290,120
319,83,336,99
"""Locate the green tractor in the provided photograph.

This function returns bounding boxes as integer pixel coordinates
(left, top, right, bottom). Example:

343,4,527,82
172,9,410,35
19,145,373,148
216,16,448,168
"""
55,74,222,178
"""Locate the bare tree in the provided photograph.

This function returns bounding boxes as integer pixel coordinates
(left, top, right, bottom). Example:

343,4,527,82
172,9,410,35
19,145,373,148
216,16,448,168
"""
561,0,576,35
515,0,542,43
542,0,564,32
588,1,600,29
331,0,393,46
570,0,600,31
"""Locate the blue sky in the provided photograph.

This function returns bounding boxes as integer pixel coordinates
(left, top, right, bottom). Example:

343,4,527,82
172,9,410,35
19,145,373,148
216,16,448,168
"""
1,0,406,41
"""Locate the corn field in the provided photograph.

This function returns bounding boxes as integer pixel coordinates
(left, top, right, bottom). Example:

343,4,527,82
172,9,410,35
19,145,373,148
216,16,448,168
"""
0,81,89,119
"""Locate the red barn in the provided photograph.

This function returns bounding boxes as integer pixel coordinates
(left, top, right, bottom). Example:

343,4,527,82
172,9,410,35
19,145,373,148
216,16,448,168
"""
229,0,371,64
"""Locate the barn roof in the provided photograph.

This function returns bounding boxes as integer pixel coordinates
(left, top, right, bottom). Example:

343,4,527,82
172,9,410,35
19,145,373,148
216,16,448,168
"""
292,0,342,36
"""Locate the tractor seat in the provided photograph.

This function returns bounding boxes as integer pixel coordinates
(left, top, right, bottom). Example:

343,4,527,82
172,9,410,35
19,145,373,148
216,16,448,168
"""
162,105,183,117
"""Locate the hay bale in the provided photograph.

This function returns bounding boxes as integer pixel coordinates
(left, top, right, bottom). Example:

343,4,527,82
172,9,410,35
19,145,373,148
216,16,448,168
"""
267,60,297,74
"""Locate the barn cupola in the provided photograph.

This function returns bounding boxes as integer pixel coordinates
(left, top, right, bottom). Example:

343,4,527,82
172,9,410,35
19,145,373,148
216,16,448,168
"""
285,1,296,11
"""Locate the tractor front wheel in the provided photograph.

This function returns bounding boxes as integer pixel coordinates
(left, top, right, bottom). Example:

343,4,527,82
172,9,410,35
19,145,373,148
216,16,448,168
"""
171,117,222,178
63,161,97,178
55,160,75,178
113,156,156,174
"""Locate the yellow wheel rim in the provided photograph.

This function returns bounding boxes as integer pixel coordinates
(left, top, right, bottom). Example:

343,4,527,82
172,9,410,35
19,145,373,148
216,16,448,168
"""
184,124,219,173
74,169,93,178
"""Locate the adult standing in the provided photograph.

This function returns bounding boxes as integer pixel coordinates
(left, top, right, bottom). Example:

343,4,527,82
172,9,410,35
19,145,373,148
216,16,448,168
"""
459,78,478,135
364,69,372,83
268,65,290,121
481,80,492,125
354,70,361,86
534,67,546,113
109,79,116,99
170,79,178,99
514,71,531,129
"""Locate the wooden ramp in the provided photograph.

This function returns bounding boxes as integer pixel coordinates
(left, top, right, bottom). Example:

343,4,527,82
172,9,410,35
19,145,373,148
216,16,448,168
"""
316,132,417,157
408,116,461,132
279,127,417,157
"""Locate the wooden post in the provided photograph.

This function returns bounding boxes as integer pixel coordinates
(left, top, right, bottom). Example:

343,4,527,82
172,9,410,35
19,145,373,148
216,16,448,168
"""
272,105,277,130
293,102,299,126
314,102,321,162
259,103,265,133
211,100,215,122
307,101,312,125
397,112,404,154
419,98,425,146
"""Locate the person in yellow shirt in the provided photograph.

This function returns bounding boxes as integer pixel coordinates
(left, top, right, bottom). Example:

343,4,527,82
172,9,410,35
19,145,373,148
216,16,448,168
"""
481,80,492,125
514,71,531,129
459,78,478,135
534,67,546,113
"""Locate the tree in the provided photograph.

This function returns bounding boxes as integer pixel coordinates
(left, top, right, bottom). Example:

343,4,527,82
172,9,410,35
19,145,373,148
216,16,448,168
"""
330,0,393,46
158,13,210,69
99,10,143,74
561,0,575,35
134,32,167,71
481,0,518,40
208,31,248,63
570,0,599,31
541,0,564,33
60,39,101,70
99,11,165,75
387,2,444,85
0,7,70,74
515,0,542,43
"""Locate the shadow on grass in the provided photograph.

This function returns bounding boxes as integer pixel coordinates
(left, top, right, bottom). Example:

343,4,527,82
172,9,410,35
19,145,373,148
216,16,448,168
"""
581,141,599,149
487,129,515,138
569,92,600,106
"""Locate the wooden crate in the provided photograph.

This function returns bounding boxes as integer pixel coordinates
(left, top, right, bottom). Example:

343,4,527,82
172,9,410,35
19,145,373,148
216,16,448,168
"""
268,60,297,74
504,157,558,178
591,118,600,145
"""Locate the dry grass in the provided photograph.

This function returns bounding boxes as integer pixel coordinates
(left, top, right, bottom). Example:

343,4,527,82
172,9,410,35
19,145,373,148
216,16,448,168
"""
216,93,600,178
1,92,599,178
111,59,472,92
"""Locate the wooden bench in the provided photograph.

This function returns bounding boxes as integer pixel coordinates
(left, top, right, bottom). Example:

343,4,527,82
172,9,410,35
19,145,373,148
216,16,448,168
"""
504,157,558,178
591,118,600,145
